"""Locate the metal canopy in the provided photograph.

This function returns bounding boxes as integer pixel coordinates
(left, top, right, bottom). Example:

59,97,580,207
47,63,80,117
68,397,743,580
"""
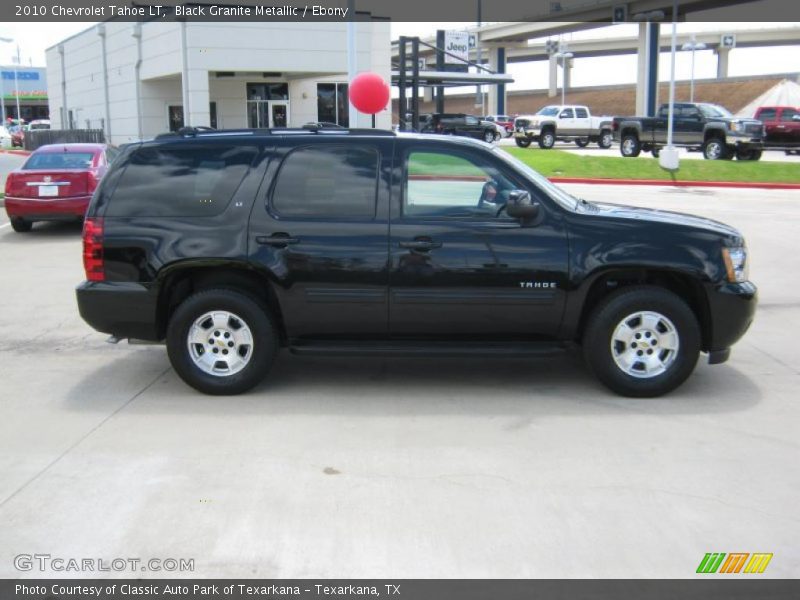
391,70,514,86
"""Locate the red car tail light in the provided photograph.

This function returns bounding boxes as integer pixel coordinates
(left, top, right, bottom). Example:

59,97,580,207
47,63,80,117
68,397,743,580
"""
87,169,100,194
83,217,105,282
4,172,23,197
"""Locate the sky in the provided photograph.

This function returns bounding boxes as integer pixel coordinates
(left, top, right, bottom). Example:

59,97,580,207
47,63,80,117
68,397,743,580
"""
0,20,797,91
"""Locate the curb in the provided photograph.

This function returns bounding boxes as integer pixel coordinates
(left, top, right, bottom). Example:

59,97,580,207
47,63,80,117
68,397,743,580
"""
548,176,800,190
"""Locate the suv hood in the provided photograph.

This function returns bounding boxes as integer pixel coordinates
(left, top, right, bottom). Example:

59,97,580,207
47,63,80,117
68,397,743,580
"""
585,201,743,242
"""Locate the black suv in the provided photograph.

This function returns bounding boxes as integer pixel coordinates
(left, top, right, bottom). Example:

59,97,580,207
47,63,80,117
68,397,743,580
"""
77,128,756,397
420,113,499,143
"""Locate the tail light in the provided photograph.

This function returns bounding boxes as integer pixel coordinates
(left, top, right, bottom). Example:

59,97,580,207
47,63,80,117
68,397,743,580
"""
83,217,105,282
4,173,22,197
87,170,100,194
612,121,619,131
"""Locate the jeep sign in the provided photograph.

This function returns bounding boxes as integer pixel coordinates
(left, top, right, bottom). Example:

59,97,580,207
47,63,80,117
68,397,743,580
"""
444,30,470,65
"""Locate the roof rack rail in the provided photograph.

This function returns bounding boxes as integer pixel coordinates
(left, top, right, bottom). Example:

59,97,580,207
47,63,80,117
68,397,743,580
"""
152,126,396,140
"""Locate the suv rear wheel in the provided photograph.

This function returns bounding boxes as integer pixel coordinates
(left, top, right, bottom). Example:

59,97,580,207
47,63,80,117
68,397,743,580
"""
582,286,700,397
167,288,278,395
483,129,495,143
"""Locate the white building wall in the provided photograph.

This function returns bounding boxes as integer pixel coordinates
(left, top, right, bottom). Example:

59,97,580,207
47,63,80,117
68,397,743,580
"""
46,21,393,143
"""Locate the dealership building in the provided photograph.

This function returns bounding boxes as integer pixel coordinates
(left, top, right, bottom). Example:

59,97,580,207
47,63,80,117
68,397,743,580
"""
45,21,391,145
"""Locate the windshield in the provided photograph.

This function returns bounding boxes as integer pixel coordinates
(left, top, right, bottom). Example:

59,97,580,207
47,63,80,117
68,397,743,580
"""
698,104,733,118
536,106,560,116
492,147,578,211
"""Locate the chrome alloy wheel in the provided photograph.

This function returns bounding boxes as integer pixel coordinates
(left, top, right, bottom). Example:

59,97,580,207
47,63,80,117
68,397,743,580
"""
622,138,637,155
610,311,680,379
187,311,254,376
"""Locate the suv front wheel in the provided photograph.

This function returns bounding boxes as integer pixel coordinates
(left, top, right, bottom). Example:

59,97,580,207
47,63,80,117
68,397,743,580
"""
167,288,278,395
582,286,700,397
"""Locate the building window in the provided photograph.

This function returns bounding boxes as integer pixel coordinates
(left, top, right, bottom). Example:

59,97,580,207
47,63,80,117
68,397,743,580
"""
168,105,184,132
168,103,217,131
317,83,348,126
246,83,288,101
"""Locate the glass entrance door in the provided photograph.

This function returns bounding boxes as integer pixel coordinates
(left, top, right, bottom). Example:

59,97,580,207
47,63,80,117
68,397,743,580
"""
270,102,289,128
247,100,268,128
247,100,289,128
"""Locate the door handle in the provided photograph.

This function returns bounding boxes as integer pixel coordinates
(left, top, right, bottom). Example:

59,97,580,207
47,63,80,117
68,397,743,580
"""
399,240,442,251
256,233,300,247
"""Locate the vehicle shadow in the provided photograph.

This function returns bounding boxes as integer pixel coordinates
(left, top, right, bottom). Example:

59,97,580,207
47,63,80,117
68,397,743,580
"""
63,347,762,419
0,220,82,241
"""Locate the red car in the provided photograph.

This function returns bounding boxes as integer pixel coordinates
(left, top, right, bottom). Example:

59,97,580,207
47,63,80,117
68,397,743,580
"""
4,143,118,233
754,106,800,154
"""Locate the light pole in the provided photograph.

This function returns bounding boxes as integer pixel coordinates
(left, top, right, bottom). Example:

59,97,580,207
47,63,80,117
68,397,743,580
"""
0,36,11,123
681,35,706,102
555,50,573,105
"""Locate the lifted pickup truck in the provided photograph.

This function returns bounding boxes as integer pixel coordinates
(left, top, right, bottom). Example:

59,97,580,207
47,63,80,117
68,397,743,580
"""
514,105,614,149
613,102,765,160
754,106,800,155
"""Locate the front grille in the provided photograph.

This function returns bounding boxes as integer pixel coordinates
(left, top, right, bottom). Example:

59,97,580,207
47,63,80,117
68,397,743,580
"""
515,119,531,129
745,123,764,135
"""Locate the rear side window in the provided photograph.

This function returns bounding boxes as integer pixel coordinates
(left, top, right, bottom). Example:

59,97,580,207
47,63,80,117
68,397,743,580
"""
758,108,777,121
106,144,258,217
780,108,798,121
575,108,588,118
271,145,378,219
25,152,95,170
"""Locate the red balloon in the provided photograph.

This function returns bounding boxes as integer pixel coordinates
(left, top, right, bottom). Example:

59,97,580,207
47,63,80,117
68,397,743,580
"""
349,72,390,115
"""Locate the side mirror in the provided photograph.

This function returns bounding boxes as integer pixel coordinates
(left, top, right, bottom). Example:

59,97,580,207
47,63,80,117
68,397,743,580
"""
505,190,540,220
792,114,800,122
559,113,569,119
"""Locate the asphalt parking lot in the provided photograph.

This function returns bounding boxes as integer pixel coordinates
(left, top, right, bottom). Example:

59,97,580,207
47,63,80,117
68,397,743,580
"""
0,165,798,577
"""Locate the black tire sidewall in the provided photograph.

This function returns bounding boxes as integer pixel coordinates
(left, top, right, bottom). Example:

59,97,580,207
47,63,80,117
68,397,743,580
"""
539,131,555,149
583,286,701,397
10,217,32,232
515,138,531,148
621,135,641,157
167,289,277,395
598,131,613,149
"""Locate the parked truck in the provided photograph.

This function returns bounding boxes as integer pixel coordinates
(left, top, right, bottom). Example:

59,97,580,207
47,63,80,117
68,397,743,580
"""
613,102,765,160
754,106,800,155
514,105,614,149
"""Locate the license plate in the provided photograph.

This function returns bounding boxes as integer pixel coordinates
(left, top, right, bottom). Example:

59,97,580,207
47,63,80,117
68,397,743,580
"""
38,185,59,197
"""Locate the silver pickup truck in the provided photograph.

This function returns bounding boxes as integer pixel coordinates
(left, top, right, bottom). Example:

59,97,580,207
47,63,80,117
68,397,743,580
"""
514,105,615,149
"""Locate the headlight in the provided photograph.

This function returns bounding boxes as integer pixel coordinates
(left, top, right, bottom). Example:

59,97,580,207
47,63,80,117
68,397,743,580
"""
722,246,748,283
729,121,743,133
530,120,538,127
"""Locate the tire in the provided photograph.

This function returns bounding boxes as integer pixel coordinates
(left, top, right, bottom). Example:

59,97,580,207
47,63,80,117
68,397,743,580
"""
651,147,660,158
538,129,555,149
582,286,701,397
483,129,495,143
167,288,279,395
598,130,613,149
515,137,532,148
10,217,32,233
703,137,727,160
575,138,590,148
620,134,641,157
736,148,762,161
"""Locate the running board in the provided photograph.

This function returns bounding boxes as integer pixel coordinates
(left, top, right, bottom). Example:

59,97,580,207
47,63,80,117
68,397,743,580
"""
288,340,570,357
